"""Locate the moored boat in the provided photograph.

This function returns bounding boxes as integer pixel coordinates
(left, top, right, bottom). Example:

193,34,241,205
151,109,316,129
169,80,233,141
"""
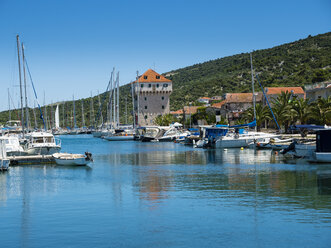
0,139,9,171
25,131,61,155
53,152,93,166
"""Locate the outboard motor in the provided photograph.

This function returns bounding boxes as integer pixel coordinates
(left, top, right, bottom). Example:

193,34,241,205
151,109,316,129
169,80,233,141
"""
85,152,93,162
281,140,297,154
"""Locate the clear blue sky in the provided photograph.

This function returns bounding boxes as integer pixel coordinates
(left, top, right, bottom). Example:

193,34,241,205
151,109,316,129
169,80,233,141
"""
0,0,330,111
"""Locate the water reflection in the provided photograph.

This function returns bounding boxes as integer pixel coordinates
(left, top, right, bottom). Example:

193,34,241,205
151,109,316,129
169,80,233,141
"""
0,138,331,248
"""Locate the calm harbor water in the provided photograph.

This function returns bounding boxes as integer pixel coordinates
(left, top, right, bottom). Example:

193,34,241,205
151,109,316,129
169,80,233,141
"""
1,135,331,248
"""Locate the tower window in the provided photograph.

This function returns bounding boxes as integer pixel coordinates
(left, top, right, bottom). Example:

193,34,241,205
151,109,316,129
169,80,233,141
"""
156,84,159,88
144,76,148,79
140,84,144,88
144,97,147,101
162,105,165,109
144,115,147,119
156,75,160,79
144,106,147,109
148,84,152,88
161,96,164,100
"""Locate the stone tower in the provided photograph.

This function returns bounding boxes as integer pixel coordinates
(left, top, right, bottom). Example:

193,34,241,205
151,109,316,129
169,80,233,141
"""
133,69,172,126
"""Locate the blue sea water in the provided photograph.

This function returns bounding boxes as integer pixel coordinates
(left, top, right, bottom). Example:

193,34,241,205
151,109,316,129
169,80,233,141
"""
0,134,331,248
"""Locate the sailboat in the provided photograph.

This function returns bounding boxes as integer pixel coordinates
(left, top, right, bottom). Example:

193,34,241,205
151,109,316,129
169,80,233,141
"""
104,71,134,141
215,53,277,148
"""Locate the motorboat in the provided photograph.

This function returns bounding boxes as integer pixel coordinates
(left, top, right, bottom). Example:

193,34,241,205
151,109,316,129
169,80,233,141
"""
139,127,165,142
53,152,93,166
157,127,189,142
0,135,26,156
215,129,278,148
194,126,228,148
0,138,9,171
25,131,61,155
254,137,293,150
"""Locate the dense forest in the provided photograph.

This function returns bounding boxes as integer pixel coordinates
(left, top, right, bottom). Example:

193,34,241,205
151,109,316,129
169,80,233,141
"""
0,32,330,128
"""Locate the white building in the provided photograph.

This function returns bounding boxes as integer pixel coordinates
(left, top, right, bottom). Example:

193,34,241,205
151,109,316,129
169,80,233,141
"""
133,69,172,126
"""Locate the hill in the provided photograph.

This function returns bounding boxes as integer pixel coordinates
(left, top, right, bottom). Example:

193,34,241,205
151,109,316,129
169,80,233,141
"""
1,32,330,127
166,32,331,110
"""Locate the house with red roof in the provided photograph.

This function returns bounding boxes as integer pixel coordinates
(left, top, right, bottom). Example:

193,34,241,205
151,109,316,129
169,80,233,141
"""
209,93,262,123
132,69,172,126
264,87,305,103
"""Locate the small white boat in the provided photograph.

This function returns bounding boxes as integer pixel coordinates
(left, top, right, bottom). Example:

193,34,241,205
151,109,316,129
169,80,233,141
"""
53,152,93,166
0,139,10,171
255,137,293,150
215,131,278,148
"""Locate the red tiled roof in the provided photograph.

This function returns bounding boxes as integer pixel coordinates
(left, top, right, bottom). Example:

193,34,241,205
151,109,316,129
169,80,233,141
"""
132,69,171,83
265,87,304,95
170,110,183,115
170,106,200,115
225,93,262,103
212,100,227,108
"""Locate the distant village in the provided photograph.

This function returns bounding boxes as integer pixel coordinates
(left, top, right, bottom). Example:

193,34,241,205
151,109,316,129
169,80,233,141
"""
135,69,331,127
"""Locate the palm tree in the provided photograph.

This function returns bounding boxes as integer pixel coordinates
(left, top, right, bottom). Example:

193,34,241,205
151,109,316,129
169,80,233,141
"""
270,91,296,132
291,98,311,124
242,103,271,131
309,96,331,125
154,114,176,126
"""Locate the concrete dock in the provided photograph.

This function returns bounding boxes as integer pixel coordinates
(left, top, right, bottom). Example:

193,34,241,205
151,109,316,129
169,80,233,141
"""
8,155,55,165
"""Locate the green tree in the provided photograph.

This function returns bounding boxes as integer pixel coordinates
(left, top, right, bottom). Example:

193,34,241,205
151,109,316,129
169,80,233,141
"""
291,98,311,124
242,103,271,131
154,114,177,126
270,91,296,132
309,96,331,125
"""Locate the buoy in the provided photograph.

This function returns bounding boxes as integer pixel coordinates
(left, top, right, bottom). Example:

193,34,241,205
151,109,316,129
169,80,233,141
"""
224,149,227,151
241,147,244,150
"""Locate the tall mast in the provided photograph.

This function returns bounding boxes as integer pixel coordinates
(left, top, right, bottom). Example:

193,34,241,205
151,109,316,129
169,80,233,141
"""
125,96,128,124
62,102,65,127
98,91,103,127
109,69,114,128
33,101,37,129
116,72,120,127
81,100,85,127
44,91,48,130
250,53,257,132
113,70,116,127
73,95,76,128
131,80,135,128
50,103,53,129
136,71,139,127
8,88,11,121
22,43,30,131
16,35,25,137
90,91,94,128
